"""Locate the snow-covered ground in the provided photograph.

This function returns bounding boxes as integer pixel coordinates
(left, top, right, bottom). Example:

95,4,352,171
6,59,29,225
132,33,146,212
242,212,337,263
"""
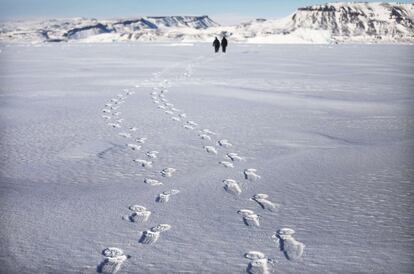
0,42,413,273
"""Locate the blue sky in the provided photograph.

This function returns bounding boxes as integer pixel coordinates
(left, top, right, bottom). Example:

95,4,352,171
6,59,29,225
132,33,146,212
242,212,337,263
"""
1,0,413,24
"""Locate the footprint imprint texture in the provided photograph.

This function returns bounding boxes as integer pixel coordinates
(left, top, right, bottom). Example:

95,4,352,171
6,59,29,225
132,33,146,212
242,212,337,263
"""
139,224,172,244
204,146,218,155
156,189,180,203
98,248,128,274
251,194,279,211
244,169,261,181
127,205,151,223
118,132,131,138
161,167,176,177
218,139,233,148
136,137,147,144
226,153,244,162
238,209,260,227
223,179,242,195
244,251,271,274
199,134,212,141
144,178,163,186
273,228,305,261
134,159,153,168
127,144,141,151
219,161,234,168
146,151,159,158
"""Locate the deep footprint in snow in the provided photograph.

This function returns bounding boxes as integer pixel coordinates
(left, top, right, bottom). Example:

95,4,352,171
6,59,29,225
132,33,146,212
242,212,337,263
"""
172,116,181,122
244,251,272,274
201,129,217,135
219,161,234,168
144,178,163,186
134,159,153,168
156,189,180,203
218,139,233,148
97,247,129,274
226,153,244,162
161,167,176,177
136,137,147,144
108,123,121,128
187,121,198,127
223,179,242,195
102,115,111,120
118,132,131,138
146,151,159,158
127,144,141,151
244,169,261,181
238,209,260,227
199,134,212,141
184,125,195,130
251,194,279,211
204,146,218,155
102,109,111,113
272,228,305,261
139,224,171,244
179,113,187,118
124,205,151,223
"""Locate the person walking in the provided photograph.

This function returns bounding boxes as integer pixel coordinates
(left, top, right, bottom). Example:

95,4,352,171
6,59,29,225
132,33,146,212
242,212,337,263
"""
213,37,220,53
221,36,228,53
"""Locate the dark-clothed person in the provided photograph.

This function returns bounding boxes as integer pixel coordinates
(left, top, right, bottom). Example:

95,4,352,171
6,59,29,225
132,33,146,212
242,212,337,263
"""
213,37,220,53
221,37,228,53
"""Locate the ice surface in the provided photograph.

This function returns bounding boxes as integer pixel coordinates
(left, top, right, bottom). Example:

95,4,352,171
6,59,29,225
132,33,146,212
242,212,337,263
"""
0,43,413,273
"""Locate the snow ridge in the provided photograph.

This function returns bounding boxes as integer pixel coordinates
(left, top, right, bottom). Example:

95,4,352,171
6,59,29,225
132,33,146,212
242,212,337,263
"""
0,3,413,43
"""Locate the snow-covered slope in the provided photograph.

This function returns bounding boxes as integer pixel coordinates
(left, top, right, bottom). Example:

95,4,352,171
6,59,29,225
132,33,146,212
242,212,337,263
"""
0,3,413,43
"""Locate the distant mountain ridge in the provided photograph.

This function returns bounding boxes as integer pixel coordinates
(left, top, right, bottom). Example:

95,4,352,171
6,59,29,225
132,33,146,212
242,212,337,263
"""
1,3,413,44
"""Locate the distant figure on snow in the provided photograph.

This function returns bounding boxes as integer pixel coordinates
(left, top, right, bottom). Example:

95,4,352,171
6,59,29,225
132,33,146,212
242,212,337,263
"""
221,37,228,53
213,37,220,53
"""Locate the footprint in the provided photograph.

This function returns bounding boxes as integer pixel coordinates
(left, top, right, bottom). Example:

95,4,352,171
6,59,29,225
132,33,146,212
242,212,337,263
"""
204,146,218,155
112,112,121,116
116,119,124,124
97,247,128,274
102,115,111,120
127,144,141,151
244,251,271,274
158,94,165,98
179,113,187,118
237,209,260,227
161,89,168,94
108,123,121,128
251,194,279,211
126,91,135,95
199,134,212,141
102,109,111,113
187,121,198,127
171,108,181,112
111,106,120,110
146,151,159,158
110,98,119,103
219,161,234,168
129,127,138,132
160,98,168,103
153,100,160,104
105,103,113,107
156,189,180,203
126,205,151,223
144,178,163,186
139,224,171,244
118,132,131,138
184,125,195,130
136,137,147,144
172,117,181,122
226,153,244,162
218,139,233,148
223,179,242,195
133,159,153,168
201,129,217,135
158,105,166,110
161,168,176,177
272,228,305,261
165,103,174,107
244,169,261,181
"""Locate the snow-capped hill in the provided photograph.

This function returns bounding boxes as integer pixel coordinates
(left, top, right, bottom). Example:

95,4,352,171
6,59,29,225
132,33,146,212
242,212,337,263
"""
0,16,220,43
290,2,414,42
0,3,413,43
